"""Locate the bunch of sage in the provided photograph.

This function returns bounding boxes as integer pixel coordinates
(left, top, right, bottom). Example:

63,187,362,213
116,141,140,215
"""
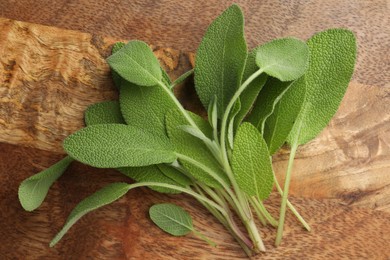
18,4,356,256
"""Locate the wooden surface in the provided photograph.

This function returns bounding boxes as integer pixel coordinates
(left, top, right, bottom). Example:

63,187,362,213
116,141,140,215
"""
0,1,389,259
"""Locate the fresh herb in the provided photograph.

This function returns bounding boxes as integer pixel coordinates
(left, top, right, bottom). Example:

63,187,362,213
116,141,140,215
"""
18,4,356,256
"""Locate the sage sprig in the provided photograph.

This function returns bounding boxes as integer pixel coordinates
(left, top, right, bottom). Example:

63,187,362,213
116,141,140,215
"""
18,3,356,257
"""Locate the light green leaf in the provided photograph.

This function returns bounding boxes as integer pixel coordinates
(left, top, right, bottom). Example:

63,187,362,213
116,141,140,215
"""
166,109,229,188
232,123,274,200
119,81,177,138
50,182,130,247
234,48,268,130
84,101,125,126
263,78,306,154
256,37,309,82
18,156,73,211
63,124,176,168
107,40,162,86
194,4,247,117
149,203,193,236
157,164,192,187
228,100,241,149
286,29,357,145
247,77,294,134
119,166,183,194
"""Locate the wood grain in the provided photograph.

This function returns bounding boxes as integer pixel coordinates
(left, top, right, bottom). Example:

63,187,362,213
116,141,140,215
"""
1,17,389,214
0,0,389,87
1,142,389,259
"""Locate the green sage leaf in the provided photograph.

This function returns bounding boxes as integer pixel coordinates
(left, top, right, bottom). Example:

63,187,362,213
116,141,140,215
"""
232,123,274,200
256,37,309,82
171,69,194,88
50,182,130,247
84,101,125,126
107,40,162,86
194,4,247,117
64,124,176,168
286,29,357,145
157,164,192,187
111,42,126,89
149,203,193,236
18,156,73,211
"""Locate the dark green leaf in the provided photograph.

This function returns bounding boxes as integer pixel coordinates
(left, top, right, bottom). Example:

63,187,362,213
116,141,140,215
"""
84,101,125,126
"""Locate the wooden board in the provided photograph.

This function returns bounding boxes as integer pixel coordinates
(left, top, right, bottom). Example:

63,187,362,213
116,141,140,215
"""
1,142,389,259
1,17,389,214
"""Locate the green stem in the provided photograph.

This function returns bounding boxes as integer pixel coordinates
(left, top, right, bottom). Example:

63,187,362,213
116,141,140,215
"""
275,133,300,246
251,197,278,227
273,170,310,231
249,197,267,226
193,229,217,247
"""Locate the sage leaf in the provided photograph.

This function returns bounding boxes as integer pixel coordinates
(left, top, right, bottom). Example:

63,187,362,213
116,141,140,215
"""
287,29,357,145
119,166,183,194
107,40,162,86
50,182,130,247
84,101,125,126
234,48,268,130
111,42,126,89
194,4,247,117
171,69,194,88
247,78,294,134
256,37,309,82
263,78,306,154
18,156,73,211
119,81,177,137
166,109,229,188
232,123,274,200
149,203,193,236
64,124,176,168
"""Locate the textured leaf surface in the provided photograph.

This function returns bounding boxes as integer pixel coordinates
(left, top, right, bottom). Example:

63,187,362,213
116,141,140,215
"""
263,78,306,154
232,123,274,200
247,77,293,133
157,164,192,187
149,203,193,236
287,29,357,145
50,182,130,247
119,166,182,194
111,42,126,89
256,38,309,81
107,40,162,86
119,81,177,138
166,109,229,188
194,4,247,117
234,47,268,130
64,124,176,168
84,101,125,126
18,156,73,211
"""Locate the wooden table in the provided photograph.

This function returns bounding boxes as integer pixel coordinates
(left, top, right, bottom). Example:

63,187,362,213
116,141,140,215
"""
0,1,389,259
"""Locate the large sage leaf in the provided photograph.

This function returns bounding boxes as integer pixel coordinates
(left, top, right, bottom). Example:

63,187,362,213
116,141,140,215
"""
18,156,73,211
256,37,309,82
50,182,130,247
231,123,274,200
166,109,229,188
194,4,247,117
107,40,162,86
64,124,176,168
84,101,125,126
286,29,357,145
149,203,193,236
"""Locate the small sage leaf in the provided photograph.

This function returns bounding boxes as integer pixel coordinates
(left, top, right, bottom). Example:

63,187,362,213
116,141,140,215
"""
63,124,176,168
50,182,130,247
84,101,125,126
149,203,193,236
194,4,247,117
232,123,274,200
107,40,162,86
18,156,73,211
171,69,194,88
111,42,126,89
256,37,309,82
